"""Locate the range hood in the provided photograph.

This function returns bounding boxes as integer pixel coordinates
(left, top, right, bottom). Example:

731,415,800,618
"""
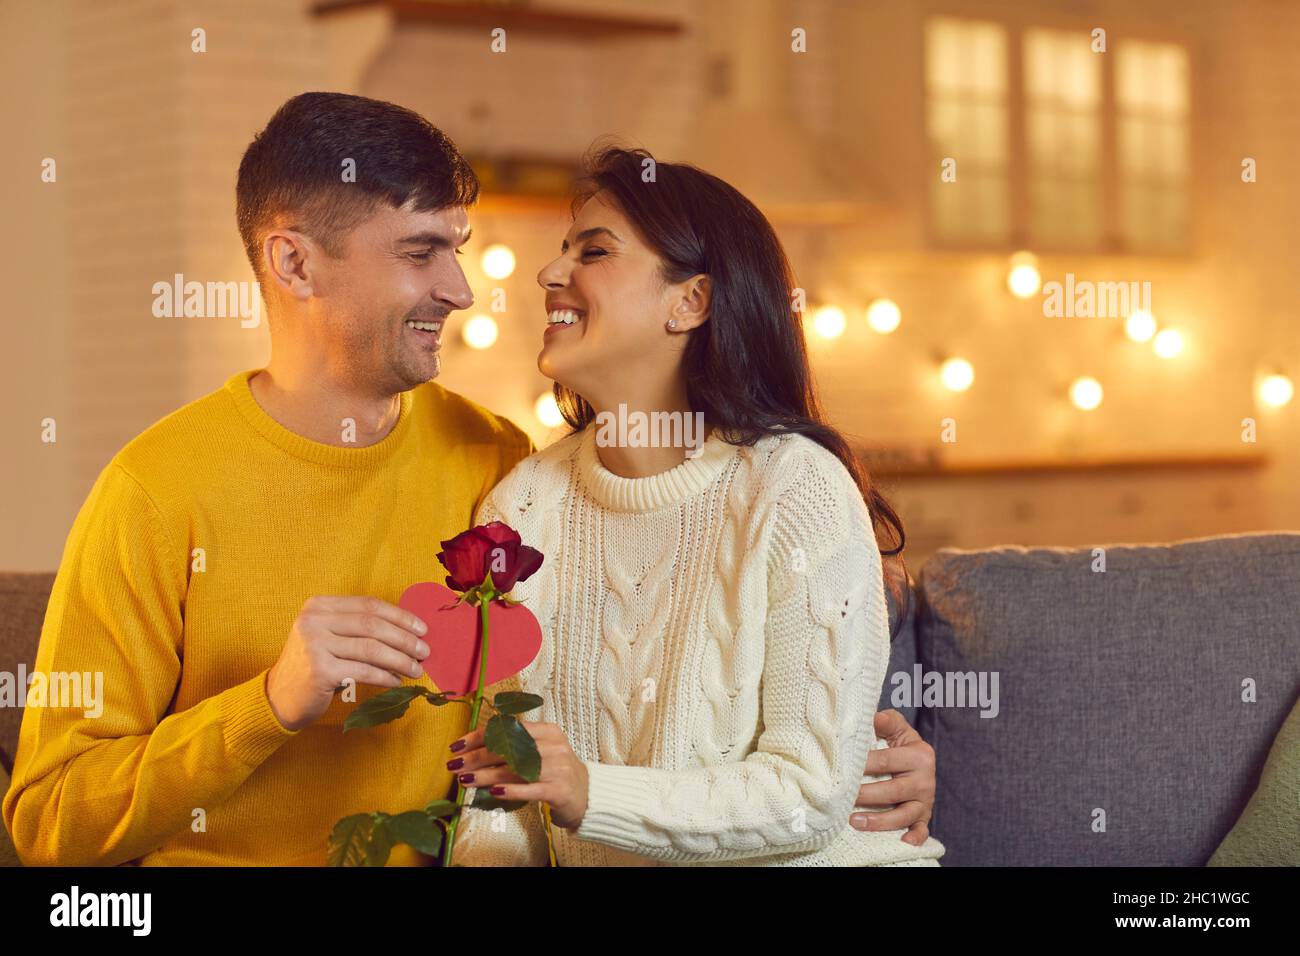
683,0,879,221
314,0,879,221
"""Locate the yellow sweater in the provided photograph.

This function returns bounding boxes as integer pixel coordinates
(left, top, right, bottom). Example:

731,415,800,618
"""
2,369,533,866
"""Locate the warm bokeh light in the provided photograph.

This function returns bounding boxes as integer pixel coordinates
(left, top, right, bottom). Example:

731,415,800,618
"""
481,244,516,280
534,391,564,428
1153,328,1184,359
1007,251,1041,298
461,314,498,350
1125,309,1157,342
1259,373,1294,408
940,357,975,392
866,298,902,334
1070,376,1104,410
811,305,847,339
1007,265,1041,298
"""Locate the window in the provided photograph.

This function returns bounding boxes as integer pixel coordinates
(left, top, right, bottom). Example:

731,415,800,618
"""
1024,28,1102,247
1116,40,1191,249
925,17,1191,252
925,17,1009,243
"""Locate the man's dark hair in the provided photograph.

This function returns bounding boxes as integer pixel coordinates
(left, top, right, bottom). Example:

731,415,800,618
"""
236,92,479,281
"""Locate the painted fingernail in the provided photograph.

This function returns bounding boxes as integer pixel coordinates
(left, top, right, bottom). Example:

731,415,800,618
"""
490,785,505,796
449,739,466,753
458,773,475,784
446,757,464,771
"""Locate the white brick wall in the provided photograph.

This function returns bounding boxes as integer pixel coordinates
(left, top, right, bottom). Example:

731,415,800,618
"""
3,0,1297,571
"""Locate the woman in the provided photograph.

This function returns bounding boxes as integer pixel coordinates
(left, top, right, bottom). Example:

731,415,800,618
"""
450,146,945,866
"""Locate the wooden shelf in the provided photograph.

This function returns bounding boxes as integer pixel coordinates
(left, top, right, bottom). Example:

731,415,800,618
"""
312,1,684,38
862,450,1270,480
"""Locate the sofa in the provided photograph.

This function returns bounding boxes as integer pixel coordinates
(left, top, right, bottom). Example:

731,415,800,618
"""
4,530,1298,866
886,530,1300,866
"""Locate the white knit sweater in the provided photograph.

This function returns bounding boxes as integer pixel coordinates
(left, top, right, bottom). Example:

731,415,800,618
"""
453,425,946,866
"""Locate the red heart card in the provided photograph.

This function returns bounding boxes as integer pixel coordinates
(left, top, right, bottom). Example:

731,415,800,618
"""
399,581,543,696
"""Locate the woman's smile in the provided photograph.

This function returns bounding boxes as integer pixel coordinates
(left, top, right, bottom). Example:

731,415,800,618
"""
543,304,586,339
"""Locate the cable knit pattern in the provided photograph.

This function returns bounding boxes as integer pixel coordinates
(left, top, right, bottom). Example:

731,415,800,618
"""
453,426,946,866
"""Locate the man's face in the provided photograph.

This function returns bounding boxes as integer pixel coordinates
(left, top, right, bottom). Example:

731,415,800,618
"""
308,201,474,394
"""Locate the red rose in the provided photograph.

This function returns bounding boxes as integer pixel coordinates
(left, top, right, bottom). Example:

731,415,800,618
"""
436,521,544,594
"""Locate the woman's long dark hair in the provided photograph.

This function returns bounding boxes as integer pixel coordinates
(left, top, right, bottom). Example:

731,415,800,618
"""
555,144,905,559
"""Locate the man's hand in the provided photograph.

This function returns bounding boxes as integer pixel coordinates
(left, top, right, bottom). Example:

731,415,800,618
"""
266,595,431,732
850,709,935,846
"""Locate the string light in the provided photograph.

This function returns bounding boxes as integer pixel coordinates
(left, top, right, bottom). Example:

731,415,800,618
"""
811,305,846,339
866,299,901,334
1125,309,1157,342
1007,251,1041,298
461,315,498,350
1070,376,1103,410
481,244,516,280
1153,328,1184,359
534,392,564,428
1259,373,1294,408
940,357,975,392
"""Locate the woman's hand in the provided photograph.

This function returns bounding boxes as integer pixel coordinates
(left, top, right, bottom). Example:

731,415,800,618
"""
851,709,936,846
448,721,590,830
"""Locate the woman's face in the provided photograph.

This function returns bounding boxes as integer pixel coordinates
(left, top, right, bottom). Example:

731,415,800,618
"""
535,191,680,401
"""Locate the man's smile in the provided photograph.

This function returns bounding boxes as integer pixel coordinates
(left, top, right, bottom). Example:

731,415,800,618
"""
404,317,443,350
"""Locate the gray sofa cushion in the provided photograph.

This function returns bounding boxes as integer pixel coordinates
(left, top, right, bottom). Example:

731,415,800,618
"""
879,555,919,726
915,532,1300,866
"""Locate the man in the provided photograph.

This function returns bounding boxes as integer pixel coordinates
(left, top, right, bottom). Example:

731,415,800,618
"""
2,92,934,865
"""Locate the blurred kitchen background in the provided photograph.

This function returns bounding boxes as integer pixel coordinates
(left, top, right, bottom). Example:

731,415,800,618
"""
3,0,1298,572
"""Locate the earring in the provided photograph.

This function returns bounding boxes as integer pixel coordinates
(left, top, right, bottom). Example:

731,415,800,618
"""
666,318,678,330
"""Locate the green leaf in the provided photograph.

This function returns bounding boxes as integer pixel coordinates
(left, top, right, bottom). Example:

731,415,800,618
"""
423,691,458,707
328,813,374,867
365,814,394,867
471,790,527,813
492,691,544,716
385,810,445,856
485,713,541,782
424,799,460,819
344,685,428,731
